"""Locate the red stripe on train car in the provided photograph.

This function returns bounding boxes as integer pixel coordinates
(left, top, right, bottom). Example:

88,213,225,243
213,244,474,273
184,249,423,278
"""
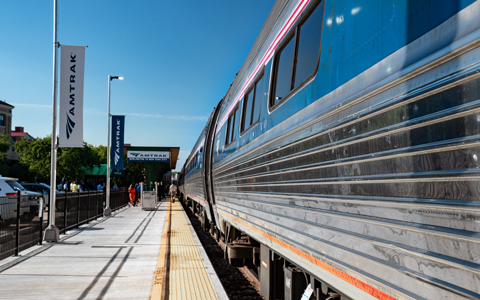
217,0,312,133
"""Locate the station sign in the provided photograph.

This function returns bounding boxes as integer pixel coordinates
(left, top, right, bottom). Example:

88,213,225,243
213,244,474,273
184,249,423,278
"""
127,151,170,162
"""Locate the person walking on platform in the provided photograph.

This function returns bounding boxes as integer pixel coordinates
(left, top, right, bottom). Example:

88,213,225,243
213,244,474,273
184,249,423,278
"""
128,184,136,207
159,182,165,200
136,183,142,206
169,182,177,203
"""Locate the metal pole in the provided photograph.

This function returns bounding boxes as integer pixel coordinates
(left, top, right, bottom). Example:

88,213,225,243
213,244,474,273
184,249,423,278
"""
64,191,67,232
39,201,44,246
44,0,60,242
15,192,20,256
77,191,80,228
87,190,90,221
104,75,112,217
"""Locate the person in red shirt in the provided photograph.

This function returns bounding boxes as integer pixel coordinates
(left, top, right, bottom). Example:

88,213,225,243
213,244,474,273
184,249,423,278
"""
128,184,136,207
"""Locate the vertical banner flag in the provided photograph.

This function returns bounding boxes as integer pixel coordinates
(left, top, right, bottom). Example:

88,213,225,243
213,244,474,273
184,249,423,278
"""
111,115,125,170
59,45,86,147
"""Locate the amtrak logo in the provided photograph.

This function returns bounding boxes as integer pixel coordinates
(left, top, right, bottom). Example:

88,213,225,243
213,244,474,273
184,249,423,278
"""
114,152,120,165
66,114,76,139
127,151,169,162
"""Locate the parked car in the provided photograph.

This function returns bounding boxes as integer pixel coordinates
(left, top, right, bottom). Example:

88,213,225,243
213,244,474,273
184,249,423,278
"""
0,177,41,221
0,177,20,222
20,182,60,205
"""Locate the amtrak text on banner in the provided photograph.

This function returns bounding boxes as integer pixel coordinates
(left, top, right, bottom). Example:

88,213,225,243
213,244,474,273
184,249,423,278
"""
59,45,85,147
111,115,125,170
127,151,169,162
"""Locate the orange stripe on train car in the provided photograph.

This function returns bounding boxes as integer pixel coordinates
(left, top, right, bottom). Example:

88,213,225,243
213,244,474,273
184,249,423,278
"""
186,193,206,205
218,211,397,300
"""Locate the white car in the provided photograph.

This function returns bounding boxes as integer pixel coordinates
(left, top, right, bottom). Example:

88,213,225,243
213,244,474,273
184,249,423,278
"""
0,177,41,222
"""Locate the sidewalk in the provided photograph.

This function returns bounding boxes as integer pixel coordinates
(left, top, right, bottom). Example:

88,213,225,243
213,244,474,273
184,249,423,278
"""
0,205,166,300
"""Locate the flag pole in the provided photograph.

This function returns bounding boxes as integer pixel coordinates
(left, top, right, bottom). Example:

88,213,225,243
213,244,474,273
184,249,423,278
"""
44,0,60,242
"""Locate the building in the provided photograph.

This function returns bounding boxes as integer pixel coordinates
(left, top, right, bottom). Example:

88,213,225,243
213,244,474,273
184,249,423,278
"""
8,127,34,161
11,127,34,142
0,100,13,136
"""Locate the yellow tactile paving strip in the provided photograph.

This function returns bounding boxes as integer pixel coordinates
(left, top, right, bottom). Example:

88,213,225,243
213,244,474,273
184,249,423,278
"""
151,200,220,300
168,201,219,300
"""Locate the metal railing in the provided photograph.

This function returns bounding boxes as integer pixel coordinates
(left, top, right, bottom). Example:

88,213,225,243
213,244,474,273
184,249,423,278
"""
0,188,128,261
0,192,43,260
53,188,129,234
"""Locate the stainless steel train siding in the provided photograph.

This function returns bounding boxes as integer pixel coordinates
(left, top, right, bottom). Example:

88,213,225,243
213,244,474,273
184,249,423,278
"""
181,124,210,218
184,0,480,299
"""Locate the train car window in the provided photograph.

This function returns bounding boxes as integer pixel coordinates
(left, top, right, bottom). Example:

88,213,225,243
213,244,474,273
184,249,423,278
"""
242,89,254,132
228,114,235,143
232,105,240,141
241,72,264,133
294,2,323,88
273,35,295,106
225,105,239,146
252,73,264,124
271,0,324,108
225,114,232,145
225,119,230,145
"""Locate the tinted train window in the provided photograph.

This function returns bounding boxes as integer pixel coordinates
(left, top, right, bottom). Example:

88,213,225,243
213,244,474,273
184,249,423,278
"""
294,3,323,88
271,0,324,108
242,89,253,132
225,114,233,144
273,37,295,106
241,72,264,133
252,73,264,125
225,105,239,146
233,105,241,141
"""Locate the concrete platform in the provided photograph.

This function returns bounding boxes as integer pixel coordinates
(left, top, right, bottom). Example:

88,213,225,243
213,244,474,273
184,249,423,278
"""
0,201,228,300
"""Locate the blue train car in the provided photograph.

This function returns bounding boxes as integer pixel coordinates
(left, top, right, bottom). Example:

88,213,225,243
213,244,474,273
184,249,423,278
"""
181,1,480,299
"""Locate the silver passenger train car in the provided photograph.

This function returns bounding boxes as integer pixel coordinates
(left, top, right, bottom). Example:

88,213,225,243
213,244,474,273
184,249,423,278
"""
179,0,480,299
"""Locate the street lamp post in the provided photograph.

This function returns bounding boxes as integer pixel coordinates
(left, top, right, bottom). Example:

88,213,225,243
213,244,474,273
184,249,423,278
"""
104,75,123,217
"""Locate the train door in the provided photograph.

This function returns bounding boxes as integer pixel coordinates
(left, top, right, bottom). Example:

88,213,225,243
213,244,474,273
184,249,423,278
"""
203,98,224,228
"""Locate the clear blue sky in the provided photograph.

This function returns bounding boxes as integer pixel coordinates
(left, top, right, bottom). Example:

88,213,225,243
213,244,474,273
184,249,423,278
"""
0,0,275,171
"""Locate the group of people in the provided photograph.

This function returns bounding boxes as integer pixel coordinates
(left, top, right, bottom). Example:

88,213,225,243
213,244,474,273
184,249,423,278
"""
59,179,99,192
59,179,124,192
59,177,180,208
127,183,141,207
127,182,178,207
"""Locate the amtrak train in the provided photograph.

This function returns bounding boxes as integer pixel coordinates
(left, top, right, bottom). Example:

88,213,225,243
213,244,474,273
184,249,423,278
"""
179,0,480,299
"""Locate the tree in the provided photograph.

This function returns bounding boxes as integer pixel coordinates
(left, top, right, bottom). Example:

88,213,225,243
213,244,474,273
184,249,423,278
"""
0,134,11,176
92,145,107,164
15,136,51,181
15,136,101,182
57,143,101,180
